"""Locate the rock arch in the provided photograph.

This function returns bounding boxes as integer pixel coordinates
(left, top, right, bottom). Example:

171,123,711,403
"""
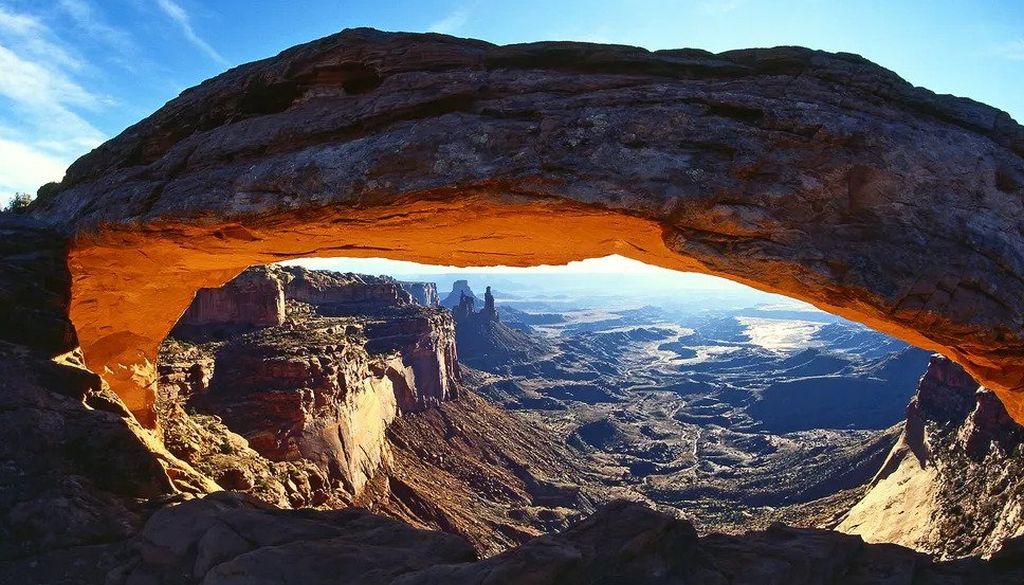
30,28,1024,426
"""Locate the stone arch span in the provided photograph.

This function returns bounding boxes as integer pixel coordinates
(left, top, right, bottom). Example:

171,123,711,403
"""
30,28,1024,427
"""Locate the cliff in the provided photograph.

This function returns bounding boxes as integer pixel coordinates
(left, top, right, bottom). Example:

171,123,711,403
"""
448,282,547,372
838,355,1024,558
401,281,440,306
282,267,414,307
172,265,286,335
158,265,461,506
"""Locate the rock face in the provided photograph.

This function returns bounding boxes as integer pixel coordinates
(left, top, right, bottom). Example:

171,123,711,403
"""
441,280,477,309
362,311,461,411
283,267,413,306
839,355,1024,558
0,218,77,353
0,217,217,563
450,283,546,372
401,281,440,306
173,265,286,334
158,265,461,506
20,493,1021,585
23,29,1024,426
99,492,479,585
401,500,1024,585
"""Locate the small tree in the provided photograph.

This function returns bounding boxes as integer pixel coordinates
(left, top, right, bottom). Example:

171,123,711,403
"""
2,192,33,214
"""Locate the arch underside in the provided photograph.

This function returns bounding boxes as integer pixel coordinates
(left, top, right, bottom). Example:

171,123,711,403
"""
32,29,1024,425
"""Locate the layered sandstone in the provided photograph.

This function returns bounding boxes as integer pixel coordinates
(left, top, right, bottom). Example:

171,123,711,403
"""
838,355,1024,558
173,265,285,334
157,265,461,505
282,267,413,307
22,29,1024,426
401,281,440,306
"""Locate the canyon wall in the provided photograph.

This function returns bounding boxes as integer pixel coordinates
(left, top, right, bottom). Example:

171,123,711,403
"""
401,281,440,307
839,355,1024,558
158,265,461,504
173,265,286,333
282,267,413,307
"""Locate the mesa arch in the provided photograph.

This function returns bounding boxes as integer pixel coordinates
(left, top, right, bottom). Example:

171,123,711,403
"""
29,28,1024,427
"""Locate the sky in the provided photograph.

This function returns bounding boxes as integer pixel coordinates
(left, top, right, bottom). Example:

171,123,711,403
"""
1,1,1022,279
281,253,742,285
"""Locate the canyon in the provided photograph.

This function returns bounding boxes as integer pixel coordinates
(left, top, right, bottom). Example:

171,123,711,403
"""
2,26,1024,585
155,265,595,554
5,251,1024,583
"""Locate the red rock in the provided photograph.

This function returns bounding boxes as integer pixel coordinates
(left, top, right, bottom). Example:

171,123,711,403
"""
174,265,286,332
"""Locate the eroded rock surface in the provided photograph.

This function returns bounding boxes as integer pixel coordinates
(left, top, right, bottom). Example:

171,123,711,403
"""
839,355,1024,558
400,281,440,307
450,285,546,371
359,388,600,555
103,491,478,585
173,265,286,335
31,493,1019,585
25,28,1024,425
0,217,216,564
158,266,460,506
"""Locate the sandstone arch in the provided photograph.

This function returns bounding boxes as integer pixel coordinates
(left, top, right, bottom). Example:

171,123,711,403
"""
30,28,1024,426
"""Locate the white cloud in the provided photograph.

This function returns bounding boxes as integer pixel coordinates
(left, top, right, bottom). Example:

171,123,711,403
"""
995,38,1024,61
0,44,98,109
0,6,108,203
0,138,70,200
60,0,140,59
0,5,82,70
154,0,227,65
428,9,469,35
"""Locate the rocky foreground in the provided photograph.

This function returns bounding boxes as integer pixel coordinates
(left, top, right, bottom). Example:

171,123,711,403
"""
9,492,1024,585
839,355,1024,559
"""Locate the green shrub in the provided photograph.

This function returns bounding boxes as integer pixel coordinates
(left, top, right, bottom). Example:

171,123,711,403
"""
1,193,33,214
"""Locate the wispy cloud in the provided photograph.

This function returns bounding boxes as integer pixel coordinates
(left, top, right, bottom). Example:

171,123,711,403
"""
0,5,107,200
995,38,1024,61
428,9,469,35
60,0,140,59
154,0,227,65
0,5,82,70
0,138,73,197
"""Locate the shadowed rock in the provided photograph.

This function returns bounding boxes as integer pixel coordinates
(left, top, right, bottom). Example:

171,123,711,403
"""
840,355,1024,558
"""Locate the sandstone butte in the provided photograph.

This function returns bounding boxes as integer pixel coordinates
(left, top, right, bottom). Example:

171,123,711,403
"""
25,28,1024,428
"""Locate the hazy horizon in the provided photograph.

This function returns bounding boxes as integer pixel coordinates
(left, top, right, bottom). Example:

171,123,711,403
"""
283,254,817,312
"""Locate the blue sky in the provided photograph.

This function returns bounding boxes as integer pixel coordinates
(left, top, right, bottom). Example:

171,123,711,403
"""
1,0,1022,208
